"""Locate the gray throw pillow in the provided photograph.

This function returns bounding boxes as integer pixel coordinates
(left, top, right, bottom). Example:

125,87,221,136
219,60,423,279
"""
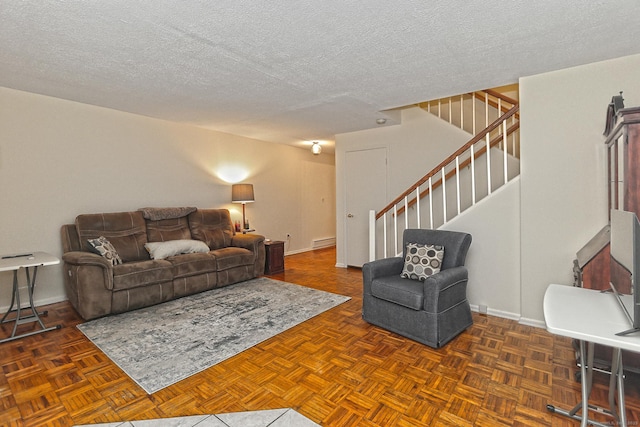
401,242,444,281
88,236,123,266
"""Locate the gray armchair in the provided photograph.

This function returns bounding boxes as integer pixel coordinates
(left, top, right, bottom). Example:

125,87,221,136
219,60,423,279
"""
362,228,472,348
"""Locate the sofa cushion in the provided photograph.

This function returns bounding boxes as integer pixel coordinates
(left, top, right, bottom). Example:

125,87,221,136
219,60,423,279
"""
165,252,217,279
145,216,192,242
210,247,254,271
76,211,149,263
188,209,234,250
145,240,209,260
112,259,173,291
400,242,444,281
371,276,424,311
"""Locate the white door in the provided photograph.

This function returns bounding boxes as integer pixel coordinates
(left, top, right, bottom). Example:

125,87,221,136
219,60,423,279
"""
345,148,387,267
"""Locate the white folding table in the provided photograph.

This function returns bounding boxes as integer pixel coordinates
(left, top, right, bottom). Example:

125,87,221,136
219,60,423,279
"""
0,251,61,343
544,283,640,427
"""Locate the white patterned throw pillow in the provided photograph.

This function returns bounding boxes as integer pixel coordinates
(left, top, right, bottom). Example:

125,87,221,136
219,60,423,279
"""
87,236,123,266
400,242,444,281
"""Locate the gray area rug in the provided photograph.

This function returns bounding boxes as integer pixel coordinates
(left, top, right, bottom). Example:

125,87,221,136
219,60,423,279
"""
77,277,350,394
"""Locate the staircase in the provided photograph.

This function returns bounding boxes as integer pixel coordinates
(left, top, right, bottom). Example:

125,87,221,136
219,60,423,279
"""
369,89,520,260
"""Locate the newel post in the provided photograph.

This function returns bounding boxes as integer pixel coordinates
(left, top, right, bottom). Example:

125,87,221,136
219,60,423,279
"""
369,210,376,262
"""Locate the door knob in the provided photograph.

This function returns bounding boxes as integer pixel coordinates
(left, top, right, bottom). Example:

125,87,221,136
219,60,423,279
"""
347,214,354,218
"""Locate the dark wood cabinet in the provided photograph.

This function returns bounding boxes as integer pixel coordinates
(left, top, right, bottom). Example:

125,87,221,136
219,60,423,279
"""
264,240,285,275
606,106,640,215
578,105,640,373
580,106,640,290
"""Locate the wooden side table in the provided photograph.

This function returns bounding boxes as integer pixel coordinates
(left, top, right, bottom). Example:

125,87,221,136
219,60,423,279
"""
264,240,285,275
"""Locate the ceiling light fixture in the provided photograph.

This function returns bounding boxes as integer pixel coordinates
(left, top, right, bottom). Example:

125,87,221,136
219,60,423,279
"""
376,118,387,125
311,141,322,155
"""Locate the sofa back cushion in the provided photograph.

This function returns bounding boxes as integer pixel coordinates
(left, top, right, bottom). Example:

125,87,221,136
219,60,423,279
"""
188,209,234,250
146,217,192,242
61,224,82,253
75,211,149,262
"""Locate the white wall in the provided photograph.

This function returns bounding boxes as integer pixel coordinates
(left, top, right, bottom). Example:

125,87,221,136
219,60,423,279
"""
520,53,640,323
441,178,521,319
0,87,335,309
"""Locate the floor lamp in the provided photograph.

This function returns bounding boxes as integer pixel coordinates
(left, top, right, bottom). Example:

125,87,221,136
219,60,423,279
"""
231,183,254,230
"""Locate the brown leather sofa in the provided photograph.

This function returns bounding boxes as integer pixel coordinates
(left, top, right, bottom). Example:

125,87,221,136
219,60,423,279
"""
60,208,265,320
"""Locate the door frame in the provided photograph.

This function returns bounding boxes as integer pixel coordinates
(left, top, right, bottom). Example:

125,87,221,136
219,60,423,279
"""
342,146,388,268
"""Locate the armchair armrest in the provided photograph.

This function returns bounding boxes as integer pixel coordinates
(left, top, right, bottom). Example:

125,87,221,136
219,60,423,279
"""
362,257,404,293
422,266,469,313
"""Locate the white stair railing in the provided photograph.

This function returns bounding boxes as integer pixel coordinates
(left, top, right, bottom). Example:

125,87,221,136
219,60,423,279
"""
419,89,520,158
369,93,519,261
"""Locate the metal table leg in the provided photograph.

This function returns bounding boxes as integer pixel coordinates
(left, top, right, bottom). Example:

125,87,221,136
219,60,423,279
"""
0,266,61,344
609,348,627,426
547,340,624,427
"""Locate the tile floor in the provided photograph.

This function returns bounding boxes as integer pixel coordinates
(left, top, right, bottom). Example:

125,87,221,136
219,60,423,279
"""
74,408,320,427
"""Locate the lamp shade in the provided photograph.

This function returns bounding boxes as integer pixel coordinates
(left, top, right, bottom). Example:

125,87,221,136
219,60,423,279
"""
231,183,255,203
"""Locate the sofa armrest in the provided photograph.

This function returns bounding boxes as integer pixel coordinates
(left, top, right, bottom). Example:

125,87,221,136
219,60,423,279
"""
62,251,114,290
422,266,469,313
231,233,266,276
362,257,404,293
63,251,112,268
231,233,265,251
61,251,116,319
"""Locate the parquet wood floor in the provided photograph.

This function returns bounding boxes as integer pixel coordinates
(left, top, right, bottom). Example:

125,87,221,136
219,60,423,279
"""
2,247,640,426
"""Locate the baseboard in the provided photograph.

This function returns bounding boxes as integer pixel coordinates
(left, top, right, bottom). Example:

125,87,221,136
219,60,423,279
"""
518,317,546,329
285,245,336,257
470,304,546,329
470,304,518,320
0,295,68,314
311,237,336,250
284,247,313,256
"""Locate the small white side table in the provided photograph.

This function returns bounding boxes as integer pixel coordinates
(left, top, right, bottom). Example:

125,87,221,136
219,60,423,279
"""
0,251,61,343
544,284,640,427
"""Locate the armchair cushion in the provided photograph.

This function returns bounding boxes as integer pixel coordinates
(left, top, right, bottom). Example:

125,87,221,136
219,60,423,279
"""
400,242,444,281
371,276,423,310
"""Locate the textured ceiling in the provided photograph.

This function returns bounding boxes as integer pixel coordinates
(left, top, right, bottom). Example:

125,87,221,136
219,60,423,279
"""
2,1,640,153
